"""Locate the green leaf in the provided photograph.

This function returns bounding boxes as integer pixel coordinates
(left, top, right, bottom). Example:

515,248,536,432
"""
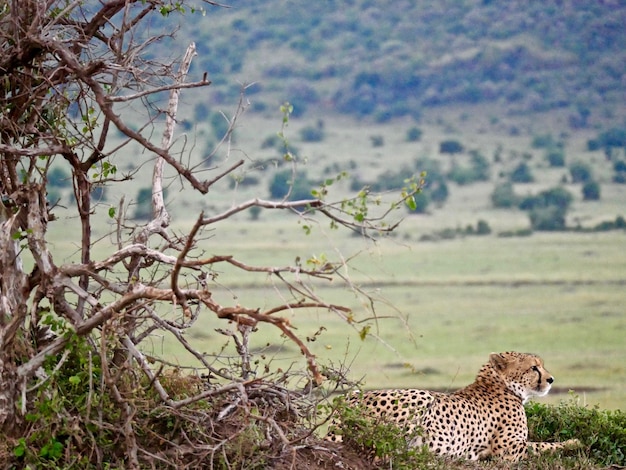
108,207,116,218
359,325,371,341
69,375,81,385
406,195,417,211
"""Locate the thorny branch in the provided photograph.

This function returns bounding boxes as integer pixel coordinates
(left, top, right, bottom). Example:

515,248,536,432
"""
0,0,422,464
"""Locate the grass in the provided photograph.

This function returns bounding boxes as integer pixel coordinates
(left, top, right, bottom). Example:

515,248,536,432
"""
45,104,626,412
122,227,626,410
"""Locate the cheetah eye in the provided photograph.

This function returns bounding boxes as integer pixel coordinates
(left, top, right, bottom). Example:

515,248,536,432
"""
531,365,540,373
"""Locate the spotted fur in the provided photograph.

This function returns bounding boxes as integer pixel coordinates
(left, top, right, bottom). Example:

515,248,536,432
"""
327,352,580,461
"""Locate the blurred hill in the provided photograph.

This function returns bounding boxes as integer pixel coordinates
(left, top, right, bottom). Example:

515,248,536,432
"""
165,0,626,123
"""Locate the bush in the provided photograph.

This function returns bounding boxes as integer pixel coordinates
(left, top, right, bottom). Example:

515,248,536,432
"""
582,181,601,201
209,111,231,140
519,187,573,212
133,187,168,220
268,169,312,201
447,151,490,185
526,400,626,466
408,192,430,213
439,139,464,154
588,127,626,151
520,186,573,231
569,161,593,183
613,160,626,183
412,158,449,206
531,133,558,149
510,162,534,183
47,167,72,188
370,135,385,147
529,206,567,231
326,396,433,468
447,165,476,185
406,126,423,142
299,125,325,142
546,149,566,167
476,219,491,235
491,182,518,208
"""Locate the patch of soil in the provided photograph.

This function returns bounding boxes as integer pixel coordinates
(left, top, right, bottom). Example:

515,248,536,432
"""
272,440,373,470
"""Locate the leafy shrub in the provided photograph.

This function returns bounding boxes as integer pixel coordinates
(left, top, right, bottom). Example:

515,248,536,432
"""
510,162,534,183
519,186,573,231
582,181,601,201
476,219,491,235
613,160,626,183
587,127,626,151
47,167,72,188
526,400,626,466
531,133,558,149
439,139,464,154
447,164,475,185
414,158,448,205
529,206,567,231
209,111,231,140
491,182,518,208
229,174,260,188
498,228,533,238
447,151,490,185
406,126,423,142
569,161,593,183
268,169,313,201
327,396,432,468
261,134,281,150
133,187,167,220
299,123,325,142
519,187,573,212
593,215,626,231
546,149,566,167
370,135,385,147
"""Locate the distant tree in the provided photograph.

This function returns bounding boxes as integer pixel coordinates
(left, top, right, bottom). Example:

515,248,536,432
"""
194,103,211,122
476,219,492,235
510,162,534,183
582,181,601,201
47,167,72,188
531,133,558,149
406,127,423,142
529,206,568,231
210,111,231,140
439,139,464,154
299,125,325,142
519,187,574,231
491,182,518,208
269,169,313,200
370,135,385,147
414,158,449,205
613,160,626,183
261,134,281,149
546,149,566,167
408,192,430,213
248,205,262,220
569,161,593,183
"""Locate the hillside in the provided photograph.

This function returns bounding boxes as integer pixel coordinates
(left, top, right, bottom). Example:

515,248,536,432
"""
169,0,626,123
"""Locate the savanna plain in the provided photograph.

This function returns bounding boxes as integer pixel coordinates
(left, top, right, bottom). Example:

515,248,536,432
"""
48,106,626,413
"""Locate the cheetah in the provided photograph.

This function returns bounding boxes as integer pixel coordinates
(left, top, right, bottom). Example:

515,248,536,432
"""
327,351,580,461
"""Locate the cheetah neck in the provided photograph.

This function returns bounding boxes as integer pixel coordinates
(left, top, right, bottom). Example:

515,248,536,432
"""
469,364,525,402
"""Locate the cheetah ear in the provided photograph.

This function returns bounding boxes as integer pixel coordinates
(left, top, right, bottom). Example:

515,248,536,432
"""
489,352,508,371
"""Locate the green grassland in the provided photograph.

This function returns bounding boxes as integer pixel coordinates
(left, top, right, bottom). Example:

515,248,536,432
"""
48,104,626,411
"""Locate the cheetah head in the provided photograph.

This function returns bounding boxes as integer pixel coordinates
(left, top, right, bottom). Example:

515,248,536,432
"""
489,351,554,403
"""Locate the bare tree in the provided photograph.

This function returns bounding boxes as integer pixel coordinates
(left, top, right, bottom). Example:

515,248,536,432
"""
0,0,420,466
